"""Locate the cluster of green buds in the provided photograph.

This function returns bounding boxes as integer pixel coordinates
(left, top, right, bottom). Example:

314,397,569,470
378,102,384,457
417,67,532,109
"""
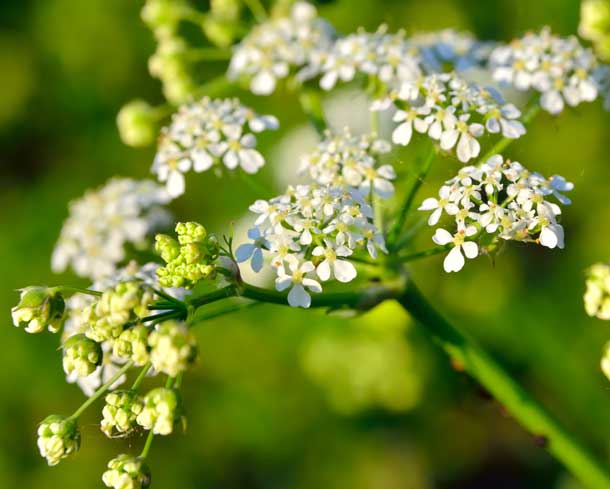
62,334,103,377
155,222,220,288
116,100,160,147
149,320,198,376
37,415,80,466
584,263,610,320
580,0,610,60
113,324,151,366
136,387,182,435
102,454,151,489
11,286,65,334
101,390,144,438
202,0,242,48
83,280,155,343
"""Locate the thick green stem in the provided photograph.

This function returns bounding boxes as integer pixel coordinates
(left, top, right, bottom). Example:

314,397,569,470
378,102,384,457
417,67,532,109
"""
70,361,134,420
298,87,327,136
399,281,610,489
131,363,152,391
387,144,437,249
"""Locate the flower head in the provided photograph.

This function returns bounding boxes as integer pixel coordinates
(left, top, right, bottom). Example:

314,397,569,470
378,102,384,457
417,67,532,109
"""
148,320,197,377
12,286,65,334
62,334,103,378
113,324,151,366
136,387,181,435
102,454,151,489
584,262,610,319
37,415,80,466
101,390,144,438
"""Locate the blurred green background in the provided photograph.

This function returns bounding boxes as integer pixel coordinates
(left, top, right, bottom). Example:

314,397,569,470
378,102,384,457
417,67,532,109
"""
1,0,610,487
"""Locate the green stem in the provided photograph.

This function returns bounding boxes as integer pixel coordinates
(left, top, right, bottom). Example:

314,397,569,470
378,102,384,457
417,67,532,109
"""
131,363,152,391
56,286,102,297
239,172,273,198
480,103,541,162
189,301,261,326
188,285,237,309
139,430,155,459
298,87,327,136
399,281,610,489
243,0,267,22
399,245,450,262
387,144,437,249
183,47,233,62
70,361,134,419
192,75,237,99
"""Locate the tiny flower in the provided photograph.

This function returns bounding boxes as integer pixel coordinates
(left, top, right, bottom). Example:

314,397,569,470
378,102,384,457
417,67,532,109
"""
12,286,65,334
235,227,266,272
391,105,431,145
484,104,526,139
37,415,80,466
312,241,357,283
418,185,459,225
101,390,144,438
432,226,479,273
102,454,151,489
62,334,103,378
148,320,197,377
275,257,322,308
136,387,181,435
113,325,151,366
440,114,484,163
218,133,265,174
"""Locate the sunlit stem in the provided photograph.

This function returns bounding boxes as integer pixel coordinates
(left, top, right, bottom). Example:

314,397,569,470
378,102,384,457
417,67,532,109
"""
243,0,268,22
139,430,155,460
298,87,327,136
69,360,134,420
131,362,152,391
55,286,103,297
387,143,437,250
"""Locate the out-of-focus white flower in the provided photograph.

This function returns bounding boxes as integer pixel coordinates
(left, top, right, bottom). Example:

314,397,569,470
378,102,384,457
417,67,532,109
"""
152,97,278,197
52,179,171,280
419,154,573,272
489,27,601,114
228,2,335,95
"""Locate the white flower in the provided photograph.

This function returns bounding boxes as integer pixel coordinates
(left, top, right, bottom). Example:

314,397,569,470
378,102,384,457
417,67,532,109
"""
484,104,526,138
275,258,322,308
152,97,278,196
235,228,266,272
391,105,431,145
432,226,479,273
312,242,357,282
418,185,459,225
440,114,484,163
52,179,171,280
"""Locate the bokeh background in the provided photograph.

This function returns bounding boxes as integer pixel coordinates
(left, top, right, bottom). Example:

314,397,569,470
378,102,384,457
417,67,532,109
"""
1,0,610,487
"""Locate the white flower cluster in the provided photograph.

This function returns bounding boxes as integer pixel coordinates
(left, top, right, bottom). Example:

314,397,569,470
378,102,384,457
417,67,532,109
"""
37,415,80,467
237,184,387,308
304,25,422,92
384,73,526,162
152,97,278,197
299,128,395,197
489,27,600,114
410,29,495,73
584,262,610,320
228,2,334,95
102,454,150,489
419,154,573,272
52,179,171,280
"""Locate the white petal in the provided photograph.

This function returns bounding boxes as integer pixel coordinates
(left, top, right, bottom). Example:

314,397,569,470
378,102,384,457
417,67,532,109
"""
251,71,276,95
166,170,185,197
461,241,479,259
432,228,453,245
316,260,331,281
235,243,254,262
192,150,213,172
392,122,413,145
443,246,465,273
288,284,311,308
333,260,357,283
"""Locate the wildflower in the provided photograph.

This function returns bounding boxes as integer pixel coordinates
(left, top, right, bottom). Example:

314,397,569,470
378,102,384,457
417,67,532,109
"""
155,222,220,288
152,97,277,197
102,454,151,489
101,390,144,438
62,334,103,378
136,387,181,435
52,178,171,280
11,286,65,334
439,114,484,163
312,241,357,283
235,227,266,272
432,226,479,273
148,321,197,377
275,257,322,308
37,415,80,466
113,325,151,366
229,2,334,95
584,263,610,319
418,186,459,226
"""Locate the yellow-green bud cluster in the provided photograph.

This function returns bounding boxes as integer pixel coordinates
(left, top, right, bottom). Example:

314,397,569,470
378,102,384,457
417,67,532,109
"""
113,324,151,366
11,286,65,334
584,263,610,319
102,454,151,489
141,0,188,39
202,0,242,47
84,281,155,342
62,334,103,377
136,387,181,435
579,0,610,60
148,320,197,376
148,37,196,104
37,415,80,466
116,100,159,147
101,390,144,438
155,222,219,288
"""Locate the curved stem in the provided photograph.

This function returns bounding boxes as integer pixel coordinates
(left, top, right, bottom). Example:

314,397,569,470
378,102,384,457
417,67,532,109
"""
131,363,152,391
399,281,610,489
139,430,155,459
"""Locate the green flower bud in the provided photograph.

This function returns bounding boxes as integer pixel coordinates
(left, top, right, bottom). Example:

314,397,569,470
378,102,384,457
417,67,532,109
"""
141,0,188,34
136,387,181,435
202,16,239,48
116,100,158,148
12,286,65,334
101,390,144,438
579,0,610,41
584,263,610,319
155,234,180,263
113,325,150,366
37,415,80,466
148,320,197,377
102,454,151,489
62,334,103,377
176,221,207,245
